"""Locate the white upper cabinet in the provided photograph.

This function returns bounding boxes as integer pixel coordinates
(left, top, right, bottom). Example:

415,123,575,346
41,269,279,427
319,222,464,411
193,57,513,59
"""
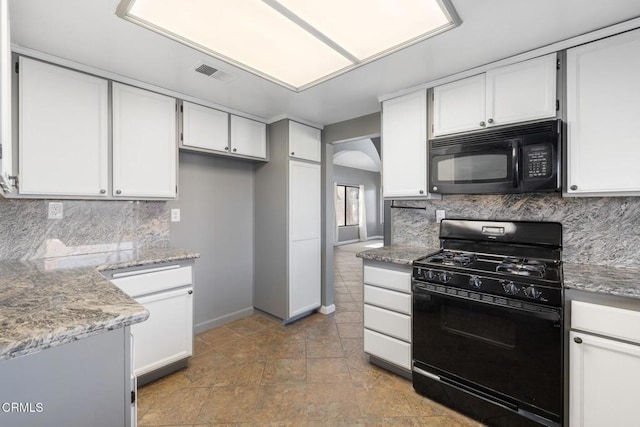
19,57,109,196
433,74,486,136
433,53,557,136
112,83,177,198
567,29,640,195
0,0,11,194
382,90,433,198
289,121,321,163
230,115,267,159
181,101,228,153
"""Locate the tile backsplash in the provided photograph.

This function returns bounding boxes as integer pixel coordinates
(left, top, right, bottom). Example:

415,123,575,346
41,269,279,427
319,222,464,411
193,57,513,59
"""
0,199,169,261
392,194,640,267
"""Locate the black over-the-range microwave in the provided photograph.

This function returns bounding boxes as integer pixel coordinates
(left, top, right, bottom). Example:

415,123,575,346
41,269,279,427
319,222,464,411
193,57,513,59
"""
428,119,561,195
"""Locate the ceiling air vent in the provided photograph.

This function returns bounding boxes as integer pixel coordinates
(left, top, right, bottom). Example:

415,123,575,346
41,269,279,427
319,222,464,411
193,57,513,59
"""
193,62,237,83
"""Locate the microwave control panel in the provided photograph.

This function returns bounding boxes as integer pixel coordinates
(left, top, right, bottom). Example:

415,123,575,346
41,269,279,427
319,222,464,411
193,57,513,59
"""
523,144,552,179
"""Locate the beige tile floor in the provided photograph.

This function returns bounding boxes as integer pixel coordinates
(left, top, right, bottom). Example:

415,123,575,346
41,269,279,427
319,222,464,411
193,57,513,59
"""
137,246,483,426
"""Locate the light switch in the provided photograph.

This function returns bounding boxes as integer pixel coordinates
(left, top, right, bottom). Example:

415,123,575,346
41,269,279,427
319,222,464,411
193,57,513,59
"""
436,209,446,223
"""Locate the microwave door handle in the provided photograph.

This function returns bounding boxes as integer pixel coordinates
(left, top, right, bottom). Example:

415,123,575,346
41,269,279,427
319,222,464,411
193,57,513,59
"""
512,141,519,188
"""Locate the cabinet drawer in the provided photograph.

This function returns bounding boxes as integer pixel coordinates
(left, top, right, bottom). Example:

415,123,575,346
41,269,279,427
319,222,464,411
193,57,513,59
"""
364,285,411,315
110,266,192,298
363,266,411,293
572,301,640,345
364,329,411,370
364,304,411,341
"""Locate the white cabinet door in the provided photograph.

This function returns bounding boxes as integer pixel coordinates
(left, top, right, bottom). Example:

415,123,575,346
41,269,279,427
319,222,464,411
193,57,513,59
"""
182,101,228,152
289,121,321,163
0,0,11,193
131,287,193,376
433,74,486,136
112,83,177,198
230,115,267,158
570,331,640,427
486,53,556,127
567,29,640,195
382,90,428,198
288,160,321,318
19,57,109,196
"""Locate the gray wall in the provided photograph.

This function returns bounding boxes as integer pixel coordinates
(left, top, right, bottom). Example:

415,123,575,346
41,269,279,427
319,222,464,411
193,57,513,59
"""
391,194,640,267
333,165,383,243
168,152,254,332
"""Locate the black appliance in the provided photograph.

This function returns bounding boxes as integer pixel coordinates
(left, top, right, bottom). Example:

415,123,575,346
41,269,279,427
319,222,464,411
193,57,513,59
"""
412,219,563,427
429,120,561,195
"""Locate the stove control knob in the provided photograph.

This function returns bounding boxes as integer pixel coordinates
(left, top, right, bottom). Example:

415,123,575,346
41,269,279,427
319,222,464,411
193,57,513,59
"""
524,286,542,299
501,280,519,295
469,276,482,288
426,269,437,280
439,271,451,283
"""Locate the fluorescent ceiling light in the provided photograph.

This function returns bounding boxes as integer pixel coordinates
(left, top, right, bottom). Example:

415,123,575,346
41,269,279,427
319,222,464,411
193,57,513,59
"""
117,0,460,91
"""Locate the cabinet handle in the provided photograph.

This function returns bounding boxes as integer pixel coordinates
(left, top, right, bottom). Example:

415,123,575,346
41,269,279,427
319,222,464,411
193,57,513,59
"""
291,152,295,156
419,190,424,195
574,337,583,344
116,190,122,195
488,118,494,124
570,185,578,191
100,189,106,194
224,146,229,151
188,290,193,295
232,148,237,152
479,121,486,127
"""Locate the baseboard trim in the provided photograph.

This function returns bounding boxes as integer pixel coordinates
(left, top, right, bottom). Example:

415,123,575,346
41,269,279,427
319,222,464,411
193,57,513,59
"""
319,304,336,315
193,307,255,334
335,239,359,246
367,236,383,241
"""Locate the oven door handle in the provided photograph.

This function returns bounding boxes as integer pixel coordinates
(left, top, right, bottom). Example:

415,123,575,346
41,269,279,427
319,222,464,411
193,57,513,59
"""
413,285,561,322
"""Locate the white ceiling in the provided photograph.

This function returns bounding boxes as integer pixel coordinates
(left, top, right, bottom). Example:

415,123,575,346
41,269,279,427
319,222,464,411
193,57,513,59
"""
9,0,640,125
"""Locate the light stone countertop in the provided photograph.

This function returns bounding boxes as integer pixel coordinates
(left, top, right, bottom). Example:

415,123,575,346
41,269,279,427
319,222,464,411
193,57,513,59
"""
563,262,640,300
356,245,440,265
0,245,199,361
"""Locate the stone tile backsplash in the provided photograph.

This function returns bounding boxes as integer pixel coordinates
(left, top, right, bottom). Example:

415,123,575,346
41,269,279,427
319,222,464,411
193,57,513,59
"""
0,199,169,261
391,193,640,267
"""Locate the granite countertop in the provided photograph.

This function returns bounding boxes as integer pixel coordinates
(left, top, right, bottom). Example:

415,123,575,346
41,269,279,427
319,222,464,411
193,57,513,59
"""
356,245,440,265
563,263,640,300
0,245,199,361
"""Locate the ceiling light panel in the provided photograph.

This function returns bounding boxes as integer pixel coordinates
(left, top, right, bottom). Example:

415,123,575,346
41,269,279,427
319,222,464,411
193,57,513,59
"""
124,0,352,89
274,0,454,60
118,0,459,91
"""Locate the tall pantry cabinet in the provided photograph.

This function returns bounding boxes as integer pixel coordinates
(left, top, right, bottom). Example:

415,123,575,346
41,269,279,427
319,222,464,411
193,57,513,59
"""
254,119,322,323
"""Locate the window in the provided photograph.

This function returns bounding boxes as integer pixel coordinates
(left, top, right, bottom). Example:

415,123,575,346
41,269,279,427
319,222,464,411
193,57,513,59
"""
335,185,359,226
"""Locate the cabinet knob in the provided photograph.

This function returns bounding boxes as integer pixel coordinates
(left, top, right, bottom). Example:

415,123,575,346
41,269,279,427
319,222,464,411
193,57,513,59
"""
116,190,122,195
224,146,229,151
432,186,438,192
188,290,193,295
574,337,583,344
291,152,295,156
479,121,486,127
570,185,578,191
488,118,494,124
232,148,237,153
100,189,106,194
419,190,424,195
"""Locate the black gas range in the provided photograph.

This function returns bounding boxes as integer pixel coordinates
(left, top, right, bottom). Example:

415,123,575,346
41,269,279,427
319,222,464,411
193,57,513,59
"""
412,219,563,427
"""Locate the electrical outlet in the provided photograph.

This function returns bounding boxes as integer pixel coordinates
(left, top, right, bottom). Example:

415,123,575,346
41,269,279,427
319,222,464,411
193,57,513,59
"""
48,202,63,220
171,208,181,222
436,209,446,223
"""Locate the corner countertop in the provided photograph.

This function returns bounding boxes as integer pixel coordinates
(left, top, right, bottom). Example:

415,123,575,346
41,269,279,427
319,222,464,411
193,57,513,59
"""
356,245,439,265
563,262,640,300
0,245,199,361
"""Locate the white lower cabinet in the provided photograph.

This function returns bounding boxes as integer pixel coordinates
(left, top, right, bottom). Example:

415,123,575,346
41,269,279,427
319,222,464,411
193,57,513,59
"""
108,264,194,380
570,300,640,427
362,262,412,372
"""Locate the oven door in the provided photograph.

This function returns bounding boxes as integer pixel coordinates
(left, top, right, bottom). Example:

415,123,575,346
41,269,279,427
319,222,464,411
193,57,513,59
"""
429,139,519,194
412,283,562,422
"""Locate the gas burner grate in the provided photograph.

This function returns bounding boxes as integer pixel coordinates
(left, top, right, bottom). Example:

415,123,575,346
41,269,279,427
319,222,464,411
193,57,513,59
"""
496,258,547,278
429,251,477,267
